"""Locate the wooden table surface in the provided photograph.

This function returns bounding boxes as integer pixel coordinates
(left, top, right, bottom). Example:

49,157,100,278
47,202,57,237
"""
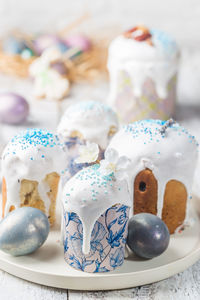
0,75,200,299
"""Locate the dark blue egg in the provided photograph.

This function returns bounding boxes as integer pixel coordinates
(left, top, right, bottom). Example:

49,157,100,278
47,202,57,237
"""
3,37,26,55
0,207,50,256
127,213,170,259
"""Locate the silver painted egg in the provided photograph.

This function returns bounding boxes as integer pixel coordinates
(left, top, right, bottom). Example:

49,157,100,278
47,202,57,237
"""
0,207,50,256
0,92,29,124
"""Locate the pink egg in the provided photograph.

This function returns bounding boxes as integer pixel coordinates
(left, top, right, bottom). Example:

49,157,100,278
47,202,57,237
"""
64,35,91,52
34,34,60,55
0,93,29,125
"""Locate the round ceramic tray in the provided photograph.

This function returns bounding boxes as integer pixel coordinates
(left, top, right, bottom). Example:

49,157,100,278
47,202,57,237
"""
0,199,200,291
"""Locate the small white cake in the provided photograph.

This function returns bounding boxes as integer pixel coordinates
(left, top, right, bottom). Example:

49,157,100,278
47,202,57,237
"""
57,100,119,150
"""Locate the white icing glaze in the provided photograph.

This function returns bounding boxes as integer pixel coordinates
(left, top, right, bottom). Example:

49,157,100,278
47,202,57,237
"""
57,101,119,149
108,120,199,220
1,128,69,217
62,164,131,254
107,29,179,99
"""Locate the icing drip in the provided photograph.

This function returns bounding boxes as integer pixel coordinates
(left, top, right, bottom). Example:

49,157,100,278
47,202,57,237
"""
107,29,179,100
108,120,199,218
62,164,131,254
57,101,119,149
1,128,69,217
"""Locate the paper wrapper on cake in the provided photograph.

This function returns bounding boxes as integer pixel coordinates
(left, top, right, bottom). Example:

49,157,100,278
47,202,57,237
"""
63,204,130,273
62,137,104,183
112,72,177,123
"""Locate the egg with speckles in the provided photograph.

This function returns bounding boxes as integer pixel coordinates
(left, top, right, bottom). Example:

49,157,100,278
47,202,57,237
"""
0,207,50,256
0,92,29,124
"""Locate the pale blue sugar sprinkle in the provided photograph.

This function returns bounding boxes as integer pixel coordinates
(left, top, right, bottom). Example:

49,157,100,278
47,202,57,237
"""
4,128,64,160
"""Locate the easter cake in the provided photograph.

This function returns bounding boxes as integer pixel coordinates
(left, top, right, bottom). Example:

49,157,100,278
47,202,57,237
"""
107,26,179,123
57,100,119,150
1,128,68,225
62,149,131,273
57,100,119,179
108,119,198,233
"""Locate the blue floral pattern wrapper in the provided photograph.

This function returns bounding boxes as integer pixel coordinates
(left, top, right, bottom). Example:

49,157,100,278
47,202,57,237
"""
63,204,130,273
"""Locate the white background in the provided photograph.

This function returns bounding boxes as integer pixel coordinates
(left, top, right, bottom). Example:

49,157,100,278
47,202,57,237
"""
0,0,199,46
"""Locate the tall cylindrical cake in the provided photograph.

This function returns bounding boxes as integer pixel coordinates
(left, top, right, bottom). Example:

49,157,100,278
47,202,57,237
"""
108,119,198,233
107,26,179,123
1,128,68,225
62,162,131,273
57,101,119,180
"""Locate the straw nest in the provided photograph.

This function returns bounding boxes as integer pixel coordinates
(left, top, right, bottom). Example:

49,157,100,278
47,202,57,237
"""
0,39,108,81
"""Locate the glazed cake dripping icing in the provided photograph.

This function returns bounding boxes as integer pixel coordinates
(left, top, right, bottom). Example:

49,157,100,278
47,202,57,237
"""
62,164,131,254
1,128,68,217
107,28,179,99
108,119,199,220
57,101,119,149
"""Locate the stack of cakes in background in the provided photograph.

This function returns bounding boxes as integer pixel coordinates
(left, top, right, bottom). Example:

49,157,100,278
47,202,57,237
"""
107,26,179,123
1,128,68,225
108,119,199,233
57,100,119,181
62,148,131,273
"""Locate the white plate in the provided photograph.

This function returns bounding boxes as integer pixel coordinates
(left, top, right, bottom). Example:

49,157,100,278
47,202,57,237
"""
0,199,200,291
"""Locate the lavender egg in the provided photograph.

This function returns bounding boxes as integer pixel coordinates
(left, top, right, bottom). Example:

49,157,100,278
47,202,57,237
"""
64,34,91,51
0,207,50,256
33,34,60,55
0,92,29,124
50,61,68,75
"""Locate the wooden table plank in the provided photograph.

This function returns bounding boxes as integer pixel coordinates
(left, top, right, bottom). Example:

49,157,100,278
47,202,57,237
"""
0,269,68,300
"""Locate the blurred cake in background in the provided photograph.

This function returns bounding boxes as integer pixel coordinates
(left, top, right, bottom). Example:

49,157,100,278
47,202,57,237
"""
57,100,119,179
107,26,179,123
1,128,68,225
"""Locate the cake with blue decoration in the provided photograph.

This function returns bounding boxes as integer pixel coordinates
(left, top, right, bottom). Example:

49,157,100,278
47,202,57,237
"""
108,119,199,233
107,26,179,123
1,128,68,225
57,100,119,180
62,149,131,273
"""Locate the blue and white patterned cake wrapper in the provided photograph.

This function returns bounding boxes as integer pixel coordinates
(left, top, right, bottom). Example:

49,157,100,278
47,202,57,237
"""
63,204,130,273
